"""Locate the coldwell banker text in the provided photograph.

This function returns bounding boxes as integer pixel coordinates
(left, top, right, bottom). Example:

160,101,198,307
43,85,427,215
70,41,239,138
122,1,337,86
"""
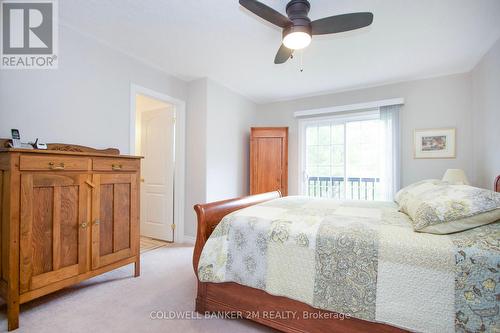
1,0,58,69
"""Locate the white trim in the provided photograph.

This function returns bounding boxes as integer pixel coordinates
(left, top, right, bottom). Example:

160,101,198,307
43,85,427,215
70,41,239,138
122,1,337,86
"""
130,83,186,244
294,98,404,118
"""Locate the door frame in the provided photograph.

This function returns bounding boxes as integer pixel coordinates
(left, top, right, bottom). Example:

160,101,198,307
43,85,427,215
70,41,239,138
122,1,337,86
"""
129,83,186,243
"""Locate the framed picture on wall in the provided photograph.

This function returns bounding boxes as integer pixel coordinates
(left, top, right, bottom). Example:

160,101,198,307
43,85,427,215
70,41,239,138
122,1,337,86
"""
414,128,456,159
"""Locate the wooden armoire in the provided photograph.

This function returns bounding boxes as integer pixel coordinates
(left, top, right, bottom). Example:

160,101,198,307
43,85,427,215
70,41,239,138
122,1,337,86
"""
250,127,288,196
0,144,141,331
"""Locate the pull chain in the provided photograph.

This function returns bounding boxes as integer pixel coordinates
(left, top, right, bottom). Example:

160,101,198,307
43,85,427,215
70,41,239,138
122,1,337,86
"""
299,50,304,72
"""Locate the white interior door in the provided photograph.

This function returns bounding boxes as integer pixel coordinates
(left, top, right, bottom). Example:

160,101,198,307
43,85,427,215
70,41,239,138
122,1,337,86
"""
140,107,175,241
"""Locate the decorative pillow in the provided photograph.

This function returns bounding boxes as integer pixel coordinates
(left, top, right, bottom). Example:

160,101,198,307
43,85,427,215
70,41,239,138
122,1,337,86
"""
395,180,500,234
394,179,443,205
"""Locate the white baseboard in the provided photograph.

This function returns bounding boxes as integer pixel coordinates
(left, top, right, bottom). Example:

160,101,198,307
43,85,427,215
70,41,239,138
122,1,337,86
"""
182,235,196,245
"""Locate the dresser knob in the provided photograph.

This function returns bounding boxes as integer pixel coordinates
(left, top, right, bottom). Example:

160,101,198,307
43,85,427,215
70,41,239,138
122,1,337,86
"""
49,162,65,170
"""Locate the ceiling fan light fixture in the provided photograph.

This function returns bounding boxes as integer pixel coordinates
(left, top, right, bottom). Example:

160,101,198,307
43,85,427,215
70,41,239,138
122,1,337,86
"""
239,0,374,64
283,31,311,50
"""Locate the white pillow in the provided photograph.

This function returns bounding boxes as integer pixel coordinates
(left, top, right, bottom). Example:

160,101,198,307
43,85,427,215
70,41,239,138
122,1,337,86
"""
396,180,500,234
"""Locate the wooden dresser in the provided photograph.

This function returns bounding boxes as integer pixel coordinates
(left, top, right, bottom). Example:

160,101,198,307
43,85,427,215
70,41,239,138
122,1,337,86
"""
0,146,141,331
250,127,288,196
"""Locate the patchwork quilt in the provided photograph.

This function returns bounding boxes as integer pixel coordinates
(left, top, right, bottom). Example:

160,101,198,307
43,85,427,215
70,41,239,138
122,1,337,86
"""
197,196,500,333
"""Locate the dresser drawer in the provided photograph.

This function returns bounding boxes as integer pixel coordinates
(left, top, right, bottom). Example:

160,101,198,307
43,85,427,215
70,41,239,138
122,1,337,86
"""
20,155,89,171
92,158,139,172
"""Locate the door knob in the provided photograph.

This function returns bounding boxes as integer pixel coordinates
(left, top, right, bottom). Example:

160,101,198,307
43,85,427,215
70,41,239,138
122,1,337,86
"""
80,222,88,229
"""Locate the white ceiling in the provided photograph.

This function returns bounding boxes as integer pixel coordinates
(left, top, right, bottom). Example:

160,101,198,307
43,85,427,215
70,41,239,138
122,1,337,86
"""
60,0,500,103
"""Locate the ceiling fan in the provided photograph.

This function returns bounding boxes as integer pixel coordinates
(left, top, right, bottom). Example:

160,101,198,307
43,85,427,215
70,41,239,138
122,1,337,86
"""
239,0,374,64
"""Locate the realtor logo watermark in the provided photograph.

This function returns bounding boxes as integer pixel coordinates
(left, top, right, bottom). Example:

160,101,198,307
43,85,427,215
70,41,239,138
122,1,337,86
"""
1,0,58,69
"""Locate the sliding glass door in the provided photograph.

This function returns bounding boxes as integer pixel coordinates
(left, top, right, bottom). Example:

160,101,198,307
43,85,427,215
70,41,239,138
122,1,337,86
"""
301,112,384,200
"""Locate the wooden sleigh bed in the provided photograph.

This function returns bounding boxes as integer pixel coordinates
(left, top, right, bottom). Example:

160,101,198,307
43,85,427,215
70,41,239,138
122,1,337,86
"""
193,177,500,333
193,192,406,333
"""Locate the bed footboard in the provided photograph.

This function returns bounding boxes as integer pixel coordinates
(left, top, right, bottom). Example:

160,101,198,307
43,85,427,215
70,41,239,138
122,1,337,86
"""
192,191,281,276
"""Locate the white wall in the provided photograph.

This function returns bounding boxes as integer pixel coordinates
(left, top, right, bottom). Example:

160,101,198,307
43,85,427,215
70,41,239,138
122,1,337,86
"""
183,78,256,238
206,80,256,202
255,73,474,194
0,24,187,153
471,37,500,190
184,79,208,238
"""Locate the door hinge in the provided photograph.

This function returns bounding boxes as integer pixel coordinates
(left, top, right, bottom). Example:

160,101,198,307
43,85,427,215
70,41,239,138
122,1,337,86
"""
171,223,176,230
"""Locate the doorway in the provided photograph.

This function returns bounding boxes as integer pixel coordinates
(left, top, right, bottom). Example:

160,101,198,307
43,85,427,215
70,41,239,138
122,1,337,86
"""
130,85,186,243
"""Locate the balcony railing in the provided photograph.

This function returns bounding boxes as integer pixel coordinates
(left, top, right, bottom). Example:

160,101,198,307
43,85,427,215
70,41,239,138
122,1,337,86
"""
307,176,380,200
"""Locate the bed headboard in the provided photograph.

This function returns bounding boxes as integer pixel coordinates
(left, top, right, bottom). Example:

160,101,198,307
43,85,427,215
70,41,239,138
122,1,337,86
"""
495,175,500,192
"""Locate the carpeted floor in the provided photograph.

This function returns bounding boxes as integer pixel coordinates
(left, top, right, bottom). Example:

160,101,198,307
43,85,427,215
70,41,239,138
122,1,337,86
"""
0,245,274,333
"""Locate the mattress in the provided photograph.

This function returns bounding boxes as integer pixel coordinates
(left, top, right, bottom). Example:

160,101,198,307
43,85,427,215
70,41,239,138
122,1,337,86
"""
197,196,500,332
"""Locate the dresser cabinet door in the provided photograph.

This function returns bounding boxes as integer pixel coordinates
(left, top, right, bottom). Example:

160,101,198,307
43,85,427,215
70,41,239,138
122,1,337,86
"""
20,173,89,293
91,174,138,269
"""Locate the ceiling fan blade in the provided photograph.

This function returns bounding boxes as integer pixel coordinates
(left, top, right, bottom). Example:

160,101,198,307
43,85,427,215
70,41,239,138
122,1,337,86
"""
311,12,373,35
274,44,293,64
239,0,291,28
